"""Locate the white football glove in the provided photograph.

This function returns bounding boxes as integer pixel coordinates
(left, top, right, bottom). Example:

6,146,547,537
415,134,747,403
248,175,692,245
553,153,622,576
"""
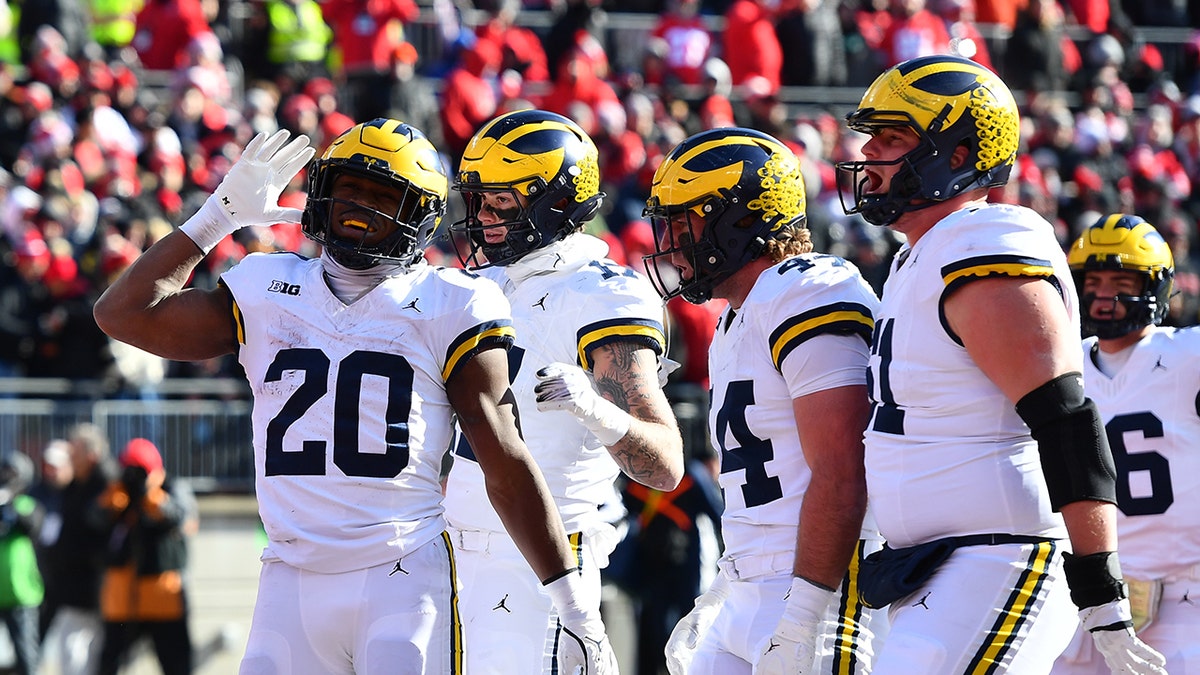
754,577,833,675
181,129,315,253
665,574,730,675
1080,599,1167,675
534,362,632,446
545,571,618,675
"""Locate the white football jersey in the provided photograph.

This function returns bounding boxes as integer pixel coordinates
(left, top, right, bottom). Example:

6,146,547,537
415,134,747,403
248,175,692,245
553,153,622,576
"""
865,204,1071,548
1082,327,1200,579
443,234,667,534
709,253,879,563
221,252,515,574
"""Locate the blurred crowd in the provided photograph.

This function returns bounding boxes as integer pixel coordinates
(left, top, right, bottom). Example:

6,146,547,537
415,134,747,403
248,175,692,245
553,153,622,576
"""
2,0,1200,394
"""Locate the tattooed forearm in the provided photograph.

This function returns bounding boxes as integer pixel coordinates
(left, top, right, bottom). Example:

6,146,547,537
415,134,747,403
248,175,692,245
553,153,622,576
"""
590,342,684,490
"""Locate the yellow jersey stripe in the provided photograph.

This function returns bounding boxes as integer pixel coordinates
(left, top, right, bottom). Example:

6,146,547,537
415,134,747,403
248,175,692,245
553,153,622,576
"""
576,318,665,370
769,303,874,371
442,321,516,382
941,255,1055,294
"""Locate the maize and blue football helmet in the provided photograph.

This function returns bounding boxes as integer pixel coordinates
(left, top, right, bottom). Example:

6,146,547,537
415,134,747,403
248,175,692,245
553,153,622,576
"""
451,109,603,268
642,127,806,304
836,55,1020,227
1068,213,1175,338
303,118,448,269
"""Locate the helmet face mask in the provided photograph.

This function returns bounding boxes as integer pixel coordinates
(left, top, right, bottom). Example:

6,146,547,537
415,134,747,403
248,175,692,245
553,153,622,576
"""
303,119,448,270
835,55,1020,227
643,127,806,304
1068,214,1175,339
451,110,603,268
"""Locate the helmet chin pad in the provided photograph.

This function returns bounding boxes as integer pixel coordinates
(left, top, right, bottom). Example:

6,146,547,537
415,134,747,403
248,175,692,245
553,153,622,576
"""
1080,292,1156,339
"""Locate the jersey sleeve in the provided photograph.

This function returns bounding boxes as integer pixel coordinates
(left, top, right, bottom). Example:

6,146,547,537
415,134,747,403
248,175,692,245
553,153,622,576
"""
432,268,516,383
933,211,1060,297
760,256,879,399
568,262,667,371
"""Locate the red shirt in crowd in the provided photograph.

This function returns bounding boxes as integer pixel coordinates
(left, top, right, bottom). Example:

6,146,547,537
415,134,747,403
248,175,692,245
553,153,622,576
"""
132,0,212,70
650,13,712,86
723,0,782,91
323,0,420,73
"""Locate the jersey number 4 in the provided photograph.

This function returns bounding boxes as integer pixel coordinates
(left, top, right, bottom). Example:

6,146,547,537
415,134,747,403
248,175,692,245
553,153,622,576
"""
716,380,783,507
264,348,414,477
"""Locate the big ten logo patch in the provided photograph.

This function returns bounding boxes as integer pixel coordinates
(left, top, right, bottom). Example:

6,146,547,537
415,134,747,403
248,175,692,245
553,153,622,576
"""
268,280,302,295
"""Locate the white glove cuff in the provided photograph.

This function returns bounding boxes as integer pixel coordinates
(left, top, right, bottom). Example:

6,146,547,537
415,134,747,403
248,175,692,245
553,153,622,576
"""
180,198,238,254
781,577,835,625
1080,597,1134,632
581,396,632,446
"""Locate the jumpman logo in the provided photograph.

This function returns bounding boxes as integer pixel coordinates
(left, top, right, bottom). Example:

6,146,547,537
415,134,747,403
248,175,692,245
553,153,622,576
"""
389,561,409,576
912,592,931,609
533,294,549,311
1182,590,1194,606
403,298,422,313
1153,356,1167,371
493,595,512,613
553,254,564,268
764,639,780,653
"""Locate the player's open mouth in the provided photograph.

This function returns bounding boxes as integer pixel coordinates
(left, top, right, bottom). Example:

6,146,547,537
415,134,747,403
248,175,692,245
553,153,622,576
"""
864,171,883,192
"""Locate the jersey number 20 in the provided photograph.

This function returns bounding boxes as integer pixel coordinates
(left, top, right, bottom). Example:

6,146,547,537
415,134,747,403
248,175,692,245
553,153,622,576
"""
264,348,414,478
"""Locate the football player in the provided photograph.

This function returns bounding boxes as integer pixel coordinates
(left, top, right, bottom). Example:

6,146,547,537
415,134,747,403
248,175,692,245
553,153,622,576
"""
1052,214,1200,673
834,55,1166,673
93,121,602,674
647,127,887,674
443,108,683,674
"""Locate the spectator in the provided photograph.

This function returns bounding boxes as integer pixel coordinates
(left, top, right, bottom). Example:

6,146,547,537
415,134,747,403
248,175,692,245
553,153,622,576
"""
876,0,952,67
0,220,43,381
131,0,213,71
777,0,849,87
438,39,501,166
691,60,730,129
323,0,419,122
1003,0,1080,93
614,450,722,675
541,48,620,129
94,438,198,675
542,0,608,84
37,423,114,675
649,0,713,87
87,0,141,62
15,0,90,62
935,0,994,71
722,0,783,91
0,452,43,675
474,0,550,85
973,0,1023,29
259,0,332,85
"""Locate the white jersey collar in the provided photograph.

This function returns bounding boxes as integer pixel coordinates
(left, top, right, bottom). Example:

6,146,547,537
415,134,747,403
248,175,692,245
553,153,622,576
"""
503,233,609,285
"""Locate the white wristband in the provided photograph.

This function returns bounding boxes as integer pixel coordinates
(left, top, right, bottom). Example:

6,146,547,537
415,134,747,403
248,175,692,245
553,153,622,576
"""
781,577,835,624
179,198,235,254
581,397,633,446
